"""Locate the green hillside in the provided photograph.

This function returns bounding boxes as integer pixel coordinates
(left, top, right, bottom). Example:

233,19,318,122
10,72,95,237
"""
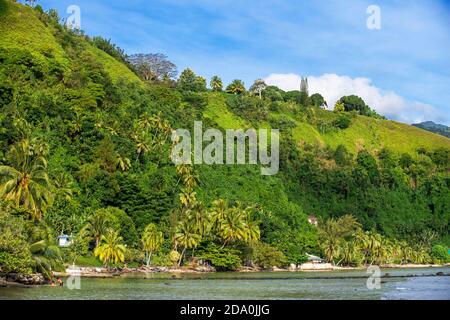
205,92,450,155
0,1,448,276
0,0,141,84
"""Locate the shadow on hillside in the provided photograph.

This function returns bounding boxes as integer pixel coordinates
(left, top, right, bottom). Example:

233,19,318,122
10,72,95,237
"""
0,0,9,17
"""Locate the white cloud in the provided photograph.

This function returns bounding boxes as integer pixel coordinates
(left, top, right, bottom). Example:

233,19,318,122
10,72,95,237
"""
264,73,441,124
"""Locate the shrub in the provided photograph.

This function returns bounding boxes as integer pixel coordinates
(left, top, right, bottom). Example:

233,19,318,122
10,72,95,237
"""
269,115,296,132
334,114,351,129
0,208,33,274
251,242,287,269
169,250,181,266
124,248,143,265
226,95,268,123
431,245,449,263
197,243,242,271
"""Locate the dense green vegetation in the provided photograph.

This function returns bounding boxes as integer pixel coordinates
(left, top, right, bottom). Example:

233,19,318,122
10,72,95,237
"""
0,1,449,277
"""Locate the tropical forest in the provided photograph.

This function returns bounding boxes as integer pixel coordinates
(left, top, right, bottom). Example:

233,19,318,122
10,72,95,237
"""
0,1,449,284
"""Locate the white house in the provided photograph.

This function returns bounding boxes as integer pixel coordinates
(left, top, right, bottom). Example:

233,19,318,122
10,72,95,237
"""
57,235,71,247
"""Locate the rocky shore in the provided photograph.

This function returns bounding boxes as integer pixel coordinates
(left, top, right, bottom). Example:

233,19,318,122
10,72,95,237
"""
3,263,448,286
57,264,216,277
0,273,45,287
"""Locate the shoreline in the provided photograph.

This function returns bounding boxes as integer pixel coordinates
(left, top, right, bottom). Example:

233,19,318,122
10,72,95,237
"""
55,263,450,278
2,264,448,287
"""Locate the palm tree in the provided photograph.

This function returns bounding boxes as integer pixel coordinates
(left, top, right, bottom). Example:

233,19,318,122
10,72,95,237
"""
0,139,53,220
115,154,131,172
52,172,75,201
30,241,63,280
321,237,341,264
209,200,260,247
356,230,379,265
210,199,229,230
337,241,358,266
27,223,63,279
132,132,150,163
176,165,199,189
141,224,164,266
133,114,172,163
179,188,197,208
185,203,211,237
216,206,247,247
244,219,261,244
210,76,223,92
94,229,126,267
84,209,115,247
173,221,201,266
318,215,360,264
226,80,246,95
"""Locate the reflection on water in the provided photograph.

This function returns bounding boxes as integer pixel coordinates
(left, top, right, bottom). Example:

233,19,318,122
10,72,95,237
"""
0,267,449,300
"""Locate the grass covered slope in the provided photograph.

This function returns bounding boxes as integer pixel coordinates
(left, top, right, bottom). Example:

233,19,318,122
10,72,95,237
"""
0,0,68,65
2,0,446,156
0,0,140,84
0,1,448,275
319,117,450,154
204,92,450,155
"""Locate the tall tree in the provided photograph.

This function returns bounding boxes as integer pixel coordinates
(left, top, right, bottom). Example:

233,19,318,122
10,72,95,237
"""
173,220,201,266
318,215,361,264
177,68,207,92
94,229,126,267
249,79,267,99
310,93,327,108
84,209,116,247
210,76,223,92
128,53,177,82
141,223,164,266
226,80,246,95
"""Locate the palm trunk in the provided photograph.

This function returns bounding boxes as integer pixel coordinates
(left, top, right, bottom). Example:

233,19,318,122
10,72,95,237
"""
178,248,186,267
146,252,152,266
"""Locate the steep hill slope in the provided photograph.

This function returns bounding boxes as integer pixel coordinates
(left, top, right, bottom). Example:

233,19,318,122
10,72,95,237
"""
205,93,450,155
0,0,141,84
1,1,449,261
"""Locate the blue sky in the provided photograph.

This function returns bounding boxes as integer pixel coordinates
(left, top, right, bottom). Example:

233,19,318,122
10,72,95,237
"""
31,0,450,125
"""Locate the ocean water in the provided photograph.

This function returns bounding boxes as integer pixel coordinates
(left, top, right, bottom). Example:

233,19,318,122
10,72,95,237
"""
0,267,449,300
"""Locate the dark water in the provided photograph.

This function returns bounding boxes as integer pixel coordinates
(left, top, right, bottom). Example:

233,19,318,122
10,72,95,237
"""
1,267,449,300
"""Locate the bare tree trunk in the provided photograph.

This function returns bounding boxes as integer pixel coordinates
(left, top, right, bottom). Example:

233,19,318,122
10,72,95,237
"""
178,248,186,267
